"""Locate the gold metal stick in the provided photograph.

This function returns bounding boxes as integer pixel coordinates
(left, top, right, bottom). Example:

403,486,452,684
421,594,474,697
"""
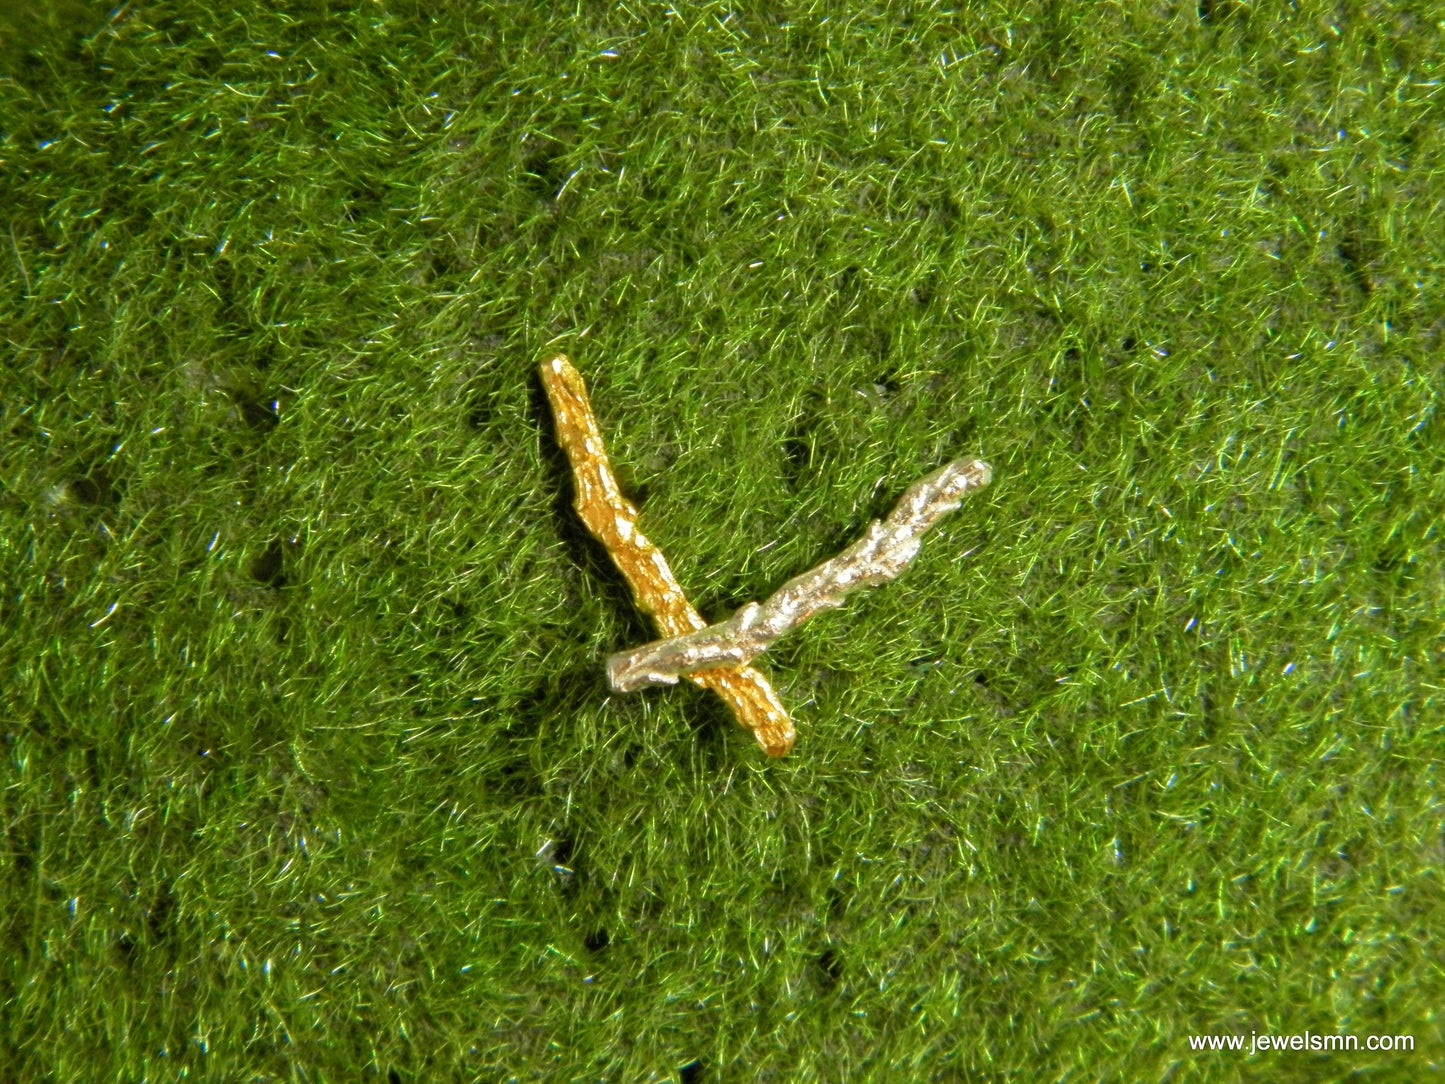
539,354,795,756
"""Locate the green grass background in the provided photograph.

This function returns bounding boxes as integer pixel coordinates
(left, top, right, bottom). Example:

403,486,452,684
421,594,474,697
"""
2,2,1442,1081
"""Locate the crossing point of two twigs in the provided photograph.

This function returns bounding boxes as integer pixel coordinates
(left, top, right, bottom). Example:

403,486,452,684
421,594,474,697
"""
539,353,991,756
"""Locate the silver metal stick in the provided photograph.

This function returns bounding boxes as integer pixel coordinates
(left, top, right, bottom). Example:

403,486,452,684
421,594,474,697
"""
607,457,992,692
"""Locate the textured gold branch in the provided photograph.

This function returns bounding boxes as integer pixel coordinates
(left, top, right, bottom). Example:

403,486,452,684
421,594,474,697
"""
539,354,795,756
606,458,992,692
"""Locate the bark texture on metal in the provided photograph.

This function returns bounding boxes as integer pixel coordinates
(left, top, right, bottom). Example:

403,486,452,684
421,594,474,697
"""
539,353,795,755
607,458,992,692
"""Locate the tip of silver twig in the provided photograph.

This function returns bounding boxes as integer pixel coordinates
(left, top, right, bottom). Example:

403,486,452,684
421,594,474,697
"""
607,653,679,692
936,457,992,496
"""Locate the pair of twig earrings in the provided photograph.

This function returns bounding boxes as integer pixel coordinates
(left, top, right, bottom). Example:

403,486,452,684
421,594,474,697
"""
540,354,991,756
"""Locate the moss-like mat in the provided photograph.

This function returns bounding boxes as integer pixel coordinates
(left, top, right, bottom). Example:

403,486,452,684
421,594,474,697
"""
2,3,1441,1080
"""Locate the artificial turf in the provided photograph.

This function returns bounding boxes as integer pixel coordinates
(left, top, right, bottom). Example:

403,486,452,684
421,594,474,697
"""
2,2,1442,1080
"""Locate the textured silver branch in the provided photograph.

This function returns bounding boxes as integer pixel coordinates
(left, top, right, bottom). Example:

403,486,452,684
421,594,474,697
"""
606,457,992,692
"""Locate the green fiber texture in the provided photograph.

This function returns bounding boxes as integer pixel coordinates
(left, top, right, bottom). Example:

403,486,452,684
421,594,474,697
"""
2,2,1442,1081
